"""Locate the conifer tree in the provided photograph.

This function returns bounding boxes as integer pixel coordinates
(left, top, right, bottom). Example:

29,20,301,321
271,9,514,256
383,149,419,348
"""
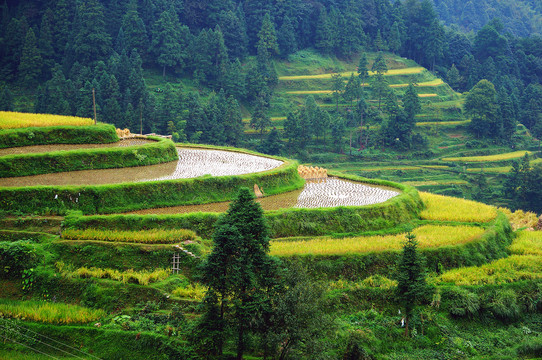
395,233,431,337
122,0,149,58
277,15,297,58
403,84,421,121
39,9,55,77
331,73,344,111
256,12,278,60
0,86,13,111
250,95,271,141
73,0,112,64
357,53,369,87
371,52,389,110
151,7,185,77
200,187,276,360
18,28,42,86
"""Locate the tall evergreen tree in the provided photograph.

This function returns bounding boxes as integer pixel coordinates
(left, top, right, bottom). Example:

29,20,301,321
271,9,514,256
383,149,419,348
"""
256,12,278,60
465,79,500,138
395,233,431,337
39,9,55,78
250,95,271,141
371,52,389,110
0,86,13,111
277,15,296,58
122,0,149,58
18,28,43,86
200,187,276,360
403,84,421,121
331,73,344,111
151,8,185,77
73,0,112,64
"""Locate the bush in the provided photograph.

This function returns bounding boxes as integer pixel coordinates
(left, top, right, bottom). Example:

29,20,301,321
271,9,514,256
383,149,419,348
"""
444,287,480,318
0,241,43,278
0,124,118,148
487,289,521,321
517,337,542,357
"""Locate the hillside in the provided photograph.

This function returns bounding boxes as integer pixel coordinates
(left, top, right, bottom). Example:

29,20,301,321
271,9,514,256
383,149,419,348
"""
434,0,542,36
1,121,542,359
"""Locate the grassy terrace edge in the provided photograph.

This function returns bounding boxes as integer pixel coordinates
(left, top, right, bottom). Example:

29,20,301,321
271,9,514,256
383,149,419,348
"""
278,212,513,280
0,123,119,149
61,172,421,238
0,136,177,178
0,146,303,215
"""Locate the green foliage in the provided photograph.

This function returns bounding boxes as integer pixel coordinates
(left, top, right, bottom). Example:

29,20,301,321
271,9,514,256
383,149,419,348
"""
0,240,43,278
444,287,480,318
465,80,501,139
0,137,177,178
0,124,118,149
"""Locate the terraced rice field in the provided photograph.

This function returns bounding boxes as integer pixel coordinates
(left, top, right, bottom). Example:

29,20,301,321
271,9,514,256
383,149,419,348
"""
420,192,498,223
0,148,284,187
270,224,485,256
286,80,444,95
0,111,94,128
127,178,399,214
0,138,153,156
442,151,533,162
278,67,425,81
149,148,283,180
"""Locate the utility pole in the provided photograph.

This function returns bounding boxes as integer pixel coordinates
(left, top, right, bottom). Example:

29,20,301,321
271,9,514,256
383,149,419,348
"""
92,88,97,125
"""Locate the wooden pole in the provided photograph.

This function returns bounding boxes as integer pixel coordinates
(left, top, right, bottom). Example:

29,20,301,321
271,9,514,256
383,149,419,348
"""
140,104,143,135
92,88,97,125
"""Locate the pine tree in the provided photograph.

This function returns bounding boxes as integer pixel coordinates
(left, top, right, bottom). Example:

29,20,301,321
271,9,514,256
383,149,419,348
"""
39,9,55,78
200,187,276,360
256,12,278,60
447,64,461,90
73,0,112,64
0,86,14,111
259,127,282,155
277,15,296,58
331,73,344,111
389,21,402,54
224,95,244,146
315,8,333,54
122,0,149,58
284,110,301,150
218,8,248,60
343,73,358,106
395,233,432,337
18,28,43,86
403,84,421,121
250,96,271,141
151,8,185,77
357,53,369,86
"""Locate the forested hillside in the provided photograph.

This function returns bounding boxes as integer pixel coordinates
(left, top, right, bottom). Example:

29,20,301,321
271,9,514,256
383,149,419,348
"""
433,0,542,36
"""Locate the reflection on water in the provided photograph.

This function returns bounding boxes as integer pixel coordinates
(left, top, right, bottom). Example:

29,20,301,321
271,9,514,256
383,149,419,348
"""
0,148,283,187
127,178,399,214
0,139,154,156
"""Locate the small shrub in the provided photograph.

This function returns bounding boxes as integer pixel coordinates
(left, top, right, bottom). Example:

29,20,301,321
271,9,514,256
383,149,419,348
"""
488,289,521,321
445,287,480,318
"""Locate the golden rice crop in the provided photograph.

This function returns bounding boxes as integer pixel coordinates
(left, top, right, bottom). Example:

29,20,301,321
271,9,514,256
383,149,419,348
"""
65,266,169,285
420,192,498,222
442,150,532,162
389,79,444,88
433,255,542,285
509,231,542,256
0,300,105,324
0,111,93,129
417,93,438,98
172,283,207,300
416,120,470,126
270,225,484,256
278,67,425,81
61,228,196,244
498,208,539,230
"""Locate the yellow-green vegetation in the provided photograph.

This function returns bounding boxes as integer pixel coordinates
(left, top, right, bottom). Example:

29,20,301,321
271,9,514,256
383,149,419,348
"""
278,66,425,80
499,208,540,230
61,228,196,244
172,283,207,300
509,231,542,255
416,120,470,126
0,300,105,324
0,111,93,129
270,225,484,256
433,255,542,285
329,275,398,291
466,158,542,174
57,262,170,285
442,151,533,162
389,79,444,87
420,192,498,222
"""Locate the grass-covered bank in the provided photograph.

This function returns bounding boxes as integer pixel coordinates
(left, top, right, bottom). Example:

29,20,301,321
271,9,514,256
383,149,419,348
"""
0,136,176,178
0,123,118,149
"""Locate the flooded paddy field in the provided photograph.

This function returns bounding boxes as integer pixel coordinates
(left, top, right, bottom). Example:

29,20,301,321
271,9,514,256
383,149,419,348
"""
0,148,283,187
127,178,399,214
0,138,154,156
